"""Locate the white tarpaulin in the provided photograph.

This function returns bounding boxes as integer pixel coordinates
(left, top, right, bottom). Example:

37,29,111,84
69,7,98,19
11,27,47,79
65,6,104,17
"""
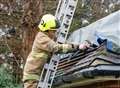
68,10,120,53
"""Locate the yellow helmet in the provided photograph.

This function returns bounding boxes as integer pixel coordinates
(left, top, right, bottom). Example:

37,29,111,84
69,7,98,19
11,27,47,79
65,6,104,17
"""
38,14,60,31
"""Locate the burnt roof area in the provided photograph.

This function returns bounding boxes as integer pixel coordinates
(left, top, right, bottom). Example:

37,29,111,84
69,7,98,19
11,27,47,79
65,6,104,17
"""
53,42,120,88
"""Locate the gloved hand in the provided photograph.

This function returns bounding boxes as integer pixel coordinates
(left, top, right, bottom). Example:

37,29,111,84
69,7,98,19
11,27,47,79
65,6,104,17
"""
79,40,91,50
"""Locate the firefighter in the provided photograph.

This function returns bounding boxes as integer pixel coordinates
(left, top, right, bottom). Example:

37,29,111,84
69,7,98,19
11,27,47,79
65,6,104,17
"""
23,14,90,88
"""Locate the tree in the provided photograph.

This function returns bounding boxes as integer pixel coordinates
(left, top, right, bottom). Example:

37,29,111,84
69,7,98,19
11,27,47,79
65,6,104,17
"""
21,0,43,60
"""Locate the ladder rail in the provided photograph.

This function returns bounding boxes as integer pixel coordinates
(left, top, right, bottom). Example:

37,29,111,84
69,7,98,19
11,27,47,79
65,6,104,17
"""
37,0,78,88
46,55,60,88
55,0,62,17
64,0,78,42
41,55,59,88
57,0,78,43
37,55,60,88
55,0,68,20
55,0,68,38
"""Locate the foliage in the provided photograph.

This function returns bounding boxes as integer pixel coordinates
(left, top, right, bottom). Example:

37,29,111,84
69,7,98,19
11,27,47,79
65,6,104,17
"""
0,64,22,88
70,0,120,32
0,46,8,53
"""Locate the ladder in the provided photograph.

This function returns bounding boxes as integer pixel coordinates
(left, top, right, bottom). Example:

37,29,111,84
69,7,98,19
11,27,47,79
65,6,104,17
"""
37,0,78,88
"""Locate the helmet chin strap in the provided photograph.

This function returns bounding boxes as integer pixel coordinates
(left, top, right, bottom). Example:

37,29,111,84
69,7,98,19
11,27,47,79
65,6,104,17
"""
47,30,56,39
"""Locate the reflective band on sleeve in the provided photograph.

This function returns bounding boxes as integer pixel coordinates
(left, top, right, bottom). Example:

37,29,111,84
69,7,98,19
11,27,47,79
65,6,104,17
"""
23,72,40,81
62,44,72,53
29,52,48,60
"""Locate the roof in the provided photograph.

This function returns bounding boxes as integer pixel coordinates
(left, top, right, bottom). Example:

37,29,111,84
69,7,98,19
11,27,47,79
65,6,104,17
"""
51,10,120,88
68,10,120,53
53,43,120,88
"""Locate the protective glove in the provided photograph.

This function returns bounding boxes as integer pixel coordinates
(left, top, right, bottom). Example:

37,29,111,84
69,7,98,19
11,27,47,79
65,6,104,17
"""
79,40,91,50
